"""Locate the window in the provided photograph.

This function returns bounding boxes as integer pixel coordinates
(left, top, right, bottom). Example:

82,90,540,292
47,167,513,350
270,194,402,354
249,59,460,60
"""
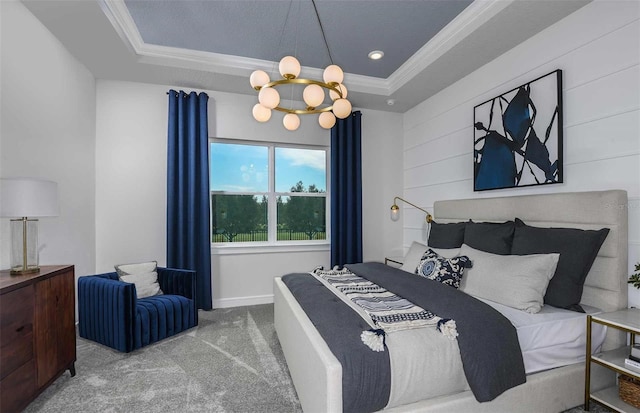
210,140,328,245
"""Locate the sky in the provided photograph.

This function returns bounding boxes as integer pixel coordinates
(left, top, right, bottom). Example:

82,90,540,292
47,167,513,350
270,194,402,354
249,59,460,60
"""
210,143,326,193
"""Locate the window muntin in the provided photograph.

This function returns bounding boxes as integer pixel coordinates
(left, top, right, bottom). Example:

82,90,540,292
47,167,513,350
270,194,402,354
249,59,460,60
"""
210,141,328,244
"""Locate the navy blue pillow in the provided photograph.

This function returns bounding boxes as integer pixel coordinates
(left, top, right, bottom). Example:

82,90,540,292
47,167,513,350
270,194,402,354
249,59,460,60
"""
416,249,472,289
510,218,609,312
428,221,466,248
464,220,515,255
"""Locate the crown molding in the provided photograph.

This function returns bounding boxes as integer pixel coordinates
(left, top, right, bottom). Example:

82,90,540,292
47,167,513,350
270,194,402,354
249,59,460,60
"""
99,0,392,95
387,0,513,93
98,0,144,55
99,0,510,97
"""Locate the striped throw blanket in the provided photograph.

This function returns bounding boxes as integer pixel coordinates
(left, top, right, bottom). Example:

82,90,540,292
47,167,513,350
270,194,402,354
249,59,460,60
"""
311,267,457,351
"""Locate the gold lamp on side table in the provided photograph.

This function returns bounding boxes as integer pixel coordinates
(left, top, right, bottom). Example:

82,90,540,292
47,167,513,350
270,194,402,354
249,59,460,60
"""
390,196,433,223
0,178,59,274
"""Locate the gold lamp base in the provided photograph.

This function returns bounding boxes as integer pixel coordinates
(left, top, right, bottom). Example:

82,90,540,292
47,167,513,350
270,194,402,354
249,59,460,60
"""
10,218,40,275
10,266,40,275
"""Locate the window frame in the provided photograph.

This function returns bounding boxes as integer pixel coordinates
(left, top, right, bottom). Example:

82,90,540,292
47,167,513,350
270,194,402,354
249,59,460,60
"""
209,138,330,254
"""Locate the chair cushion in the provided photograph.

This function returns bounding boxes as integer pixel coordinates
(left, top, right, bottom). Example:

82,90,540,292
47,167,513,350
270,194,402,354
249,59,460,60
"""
134,294,196,350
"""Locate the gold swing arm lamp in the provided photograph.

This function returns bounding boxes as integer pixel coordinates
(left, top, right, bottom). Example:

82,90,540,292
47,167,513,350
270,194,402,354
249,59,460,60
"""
390,197,433,223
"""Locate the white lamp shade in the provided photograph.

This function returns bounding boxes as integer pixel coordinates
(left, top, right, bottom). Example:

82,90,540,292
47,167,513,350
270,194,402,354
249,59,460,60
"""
283,113,300,131
279,56,301,79
1,178,59,217
329,83,347,101
303,84,325,108
258,87,280,109
323,64,344,84
249,70,270,89
252,103,272,122
318,111,336,129
332,98,352,119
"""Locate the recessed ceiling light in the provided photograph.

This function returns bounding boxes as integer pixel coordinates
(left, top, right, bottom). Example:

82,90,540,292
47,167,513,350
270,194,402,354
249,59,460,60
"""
368,50,384,60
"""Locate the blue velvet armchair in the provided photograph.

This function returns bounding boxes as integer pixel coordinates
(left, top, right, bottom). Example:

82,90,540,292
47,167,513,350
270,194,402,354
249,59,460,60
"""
78,268,198,352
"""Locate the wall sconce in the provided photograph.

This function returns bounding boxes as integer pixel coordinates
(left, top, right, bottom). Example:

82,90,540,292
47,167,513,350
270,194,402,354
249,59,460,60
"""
0,178,59,274
390,196,433,223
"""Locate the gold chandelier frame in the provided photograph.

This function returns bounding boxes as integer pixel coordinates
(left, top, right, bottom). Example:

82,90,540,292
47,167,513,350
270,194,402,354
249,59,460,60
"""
255,78,345,114
249,0,351,130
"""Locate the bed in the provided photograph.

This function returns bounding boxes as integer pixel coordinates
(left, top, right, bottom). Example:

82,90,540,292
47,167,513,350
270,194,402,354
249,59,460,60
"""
274,190,629,413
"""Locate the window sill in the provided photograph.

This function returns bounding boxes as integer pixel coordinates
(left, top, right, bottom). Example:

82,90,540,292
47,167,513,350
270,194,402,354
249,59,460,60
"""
211,242,330,255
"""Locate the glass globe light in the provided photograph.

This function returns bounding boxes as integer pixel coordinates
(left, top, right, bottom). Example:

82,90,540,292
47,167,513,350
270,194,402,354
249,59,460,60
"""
303,84,324,108
323,64,344,84
318,111,336,129
258,87,280,109
249,70,270,90
390,204,400,221
252,103,271,122
283,113,301,131
279,56,301,79
329,83,348,101
332,98,352,119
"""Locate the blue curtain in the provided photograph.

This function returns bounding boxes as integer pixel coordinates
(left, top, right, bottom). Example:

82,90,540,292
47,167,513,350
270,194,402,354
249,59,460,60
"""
167,90,212,310
330,111,363,267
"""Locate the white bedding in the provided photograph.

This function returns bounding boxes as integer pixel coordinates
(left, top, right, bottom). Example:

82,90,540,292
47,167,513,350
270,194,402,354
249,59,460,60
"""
478,298,607,373
308,268,470,409
307,266,606,408
388,297,608,408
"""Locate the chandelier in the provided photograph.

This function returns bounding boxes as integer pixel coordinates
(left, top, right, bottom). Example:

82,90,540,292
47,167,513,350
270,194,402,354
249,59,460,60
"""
249,0,352,131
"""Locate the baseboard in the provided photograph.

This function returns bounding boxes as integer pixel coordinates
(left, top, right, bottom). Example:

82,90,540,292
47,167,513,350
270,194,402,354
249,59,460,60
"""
213,294,274,309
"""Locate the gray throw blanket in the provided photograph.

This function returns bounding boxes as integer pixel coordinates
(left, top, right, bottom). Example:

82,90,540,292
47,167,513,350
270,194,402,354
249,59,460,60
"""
348,262,526,402
282,262,526,412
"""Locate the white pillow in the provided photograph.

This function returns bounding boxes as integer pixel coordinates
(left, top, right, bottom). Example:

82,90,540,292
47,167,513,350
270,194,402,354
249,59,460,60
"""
115,261,163,299
115,261,158,276
400,241,461,273
459,244,559,313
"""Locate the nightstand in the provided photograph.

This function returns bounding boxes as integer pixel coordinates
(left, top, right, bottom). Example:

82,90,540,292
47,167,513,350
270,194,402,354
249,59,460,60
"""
384,257,403,267
585,308,640,412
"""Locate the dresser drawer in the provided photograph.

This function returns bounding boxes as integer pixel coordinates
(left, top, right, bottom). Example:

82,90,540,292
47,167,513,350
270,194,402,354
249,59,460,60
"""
0,358,36,413
0,285,34,348
0,332,33,380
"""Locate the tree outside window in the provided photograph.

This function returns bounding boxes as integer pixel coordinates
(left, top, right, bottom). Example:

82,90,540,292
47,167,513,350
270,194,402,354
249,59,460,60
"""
210,141,327,243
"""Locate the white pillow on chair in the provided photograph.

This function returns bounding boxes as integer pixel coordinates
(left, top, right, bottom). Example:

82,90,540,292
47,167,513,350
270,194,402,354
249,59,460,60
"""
115,261,163,298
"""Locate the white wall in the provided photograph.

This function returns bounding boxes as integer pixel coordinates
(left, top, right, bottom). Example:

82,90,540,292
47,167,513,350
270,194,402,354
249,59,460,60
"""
95,80,402,307
0,1,96,283
402,0,640,307
361,109,404,262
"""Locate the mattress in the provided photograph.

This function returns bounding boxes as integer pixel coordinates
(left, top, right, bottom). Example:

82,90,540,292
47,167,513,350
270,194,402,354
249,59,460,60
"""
477,298,607,373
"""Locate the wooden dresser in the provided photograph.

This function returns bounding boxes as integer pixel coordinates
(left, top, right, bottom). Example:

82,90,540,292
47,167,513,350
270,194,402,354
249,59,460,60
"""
0,265,76,412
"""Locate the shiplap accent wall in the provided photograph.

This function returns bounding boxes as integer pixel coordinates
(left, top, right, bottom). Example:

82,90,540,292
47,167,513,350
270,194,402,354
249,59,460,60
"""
401,1,640,305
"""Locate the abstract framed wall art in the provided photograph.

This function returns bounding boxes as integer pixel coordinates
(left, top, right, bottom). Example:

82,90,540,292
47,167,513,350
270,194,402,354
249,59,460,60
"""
473,69,563,191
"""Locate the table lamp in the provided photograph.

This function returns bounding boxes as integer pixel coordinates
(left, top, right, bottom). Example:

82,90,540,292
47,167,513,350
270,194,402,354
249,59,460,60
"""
0,178,59,274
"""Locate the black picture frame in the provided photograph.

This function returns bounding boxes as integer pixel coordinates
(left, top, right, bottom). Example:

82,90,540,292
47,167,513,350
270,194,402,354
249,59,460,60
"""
473,69,563,191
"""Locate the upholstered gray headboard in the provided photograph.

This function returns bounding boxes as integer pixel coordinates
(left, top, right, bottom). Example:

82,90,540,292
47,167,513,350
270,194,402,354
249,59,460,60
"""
433,190,628,350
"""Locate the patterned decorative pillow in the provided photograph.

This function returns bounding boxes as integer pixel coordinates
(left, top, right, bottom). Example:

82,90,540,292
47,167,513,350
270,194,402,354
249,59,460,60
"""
416,249,472,289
